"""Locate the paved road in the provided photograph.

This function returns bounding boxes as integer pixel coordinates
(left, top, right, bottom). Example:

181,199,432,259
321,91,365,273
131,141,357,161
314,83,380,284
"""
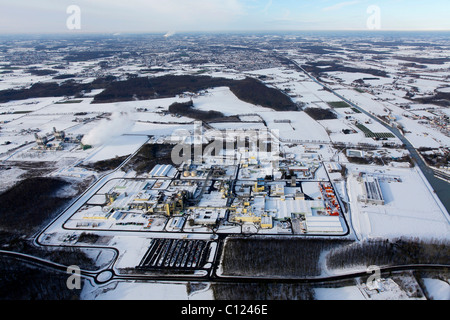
289,59,450,216
2,248,449,287
35,136,150,239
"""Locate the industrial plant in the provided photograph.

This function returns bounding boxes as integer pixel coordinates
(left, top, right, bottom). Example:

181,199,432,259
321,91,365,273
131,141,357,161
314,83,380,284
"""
66,141,348,236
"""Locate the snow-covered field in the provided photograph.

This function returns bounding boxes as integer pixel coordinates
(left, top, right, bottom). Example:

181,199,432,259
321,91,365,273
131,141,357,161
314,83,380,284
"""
81,281,214,300
347,164,449,240
192,86,269,115
261,111,330,142
83,135,149,163
1,35,449,301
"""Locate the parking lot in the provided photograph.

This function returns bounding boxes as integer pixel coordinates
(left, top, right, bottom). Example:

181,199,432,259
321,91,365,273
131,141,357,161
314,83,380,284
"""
137,238,210,270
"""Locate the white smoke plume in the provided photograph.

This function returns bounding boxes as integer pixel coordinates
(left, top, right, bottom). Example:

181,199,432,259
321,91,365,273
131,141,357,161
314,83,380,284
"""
82,112,133,146
164,31,176,38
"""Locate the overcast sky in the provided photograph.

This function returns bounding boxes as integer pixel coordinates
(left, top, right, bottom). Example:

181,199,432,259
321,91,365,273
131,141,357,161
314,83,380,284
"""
0,0,449,34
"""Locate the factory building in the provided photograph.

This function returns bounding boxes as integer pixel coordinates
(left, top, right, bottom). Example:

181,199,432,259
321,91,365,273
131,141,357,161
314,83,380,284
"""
233,214,262,224
265,198,326,220
149,164,176,178
230,179,345,234
347,149,365,158
53,127,66,141
34,132,64,150
191,208,222,226
261,216,273,229
358,174,385,205
34,133,48,147
327,162,342,173
304,216,343,233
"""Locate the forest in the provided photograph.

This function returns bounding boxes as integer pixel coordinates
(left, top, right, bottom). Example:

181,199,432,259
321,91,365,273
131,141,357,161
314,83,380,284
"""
221,238,351,278
0,177,73,236
301,61,389,78
123,143,175,174
304,107,338,120
92,75,298,111
168,100,239,122
0,73,297,112
80,155,130,172
411,90,450,107
211,282,316,300
220,237,450,279
26,68,58,76
0,256,84,300
326,238,450,269
0,176,98,300
0,76,117,103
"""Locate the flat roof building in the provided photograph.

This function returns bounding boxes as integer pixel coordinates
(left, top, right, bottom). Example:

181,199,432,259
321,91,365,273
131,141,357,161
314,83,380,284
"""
359,175,385,205
149,164,176,178
305,215,343,233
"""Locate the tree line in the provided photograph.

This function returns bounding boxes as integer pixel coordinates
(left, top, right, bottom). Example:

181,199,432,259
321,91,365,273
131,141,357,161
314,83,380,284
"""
221,238,351,278
326,237,450,270
93,75,298,111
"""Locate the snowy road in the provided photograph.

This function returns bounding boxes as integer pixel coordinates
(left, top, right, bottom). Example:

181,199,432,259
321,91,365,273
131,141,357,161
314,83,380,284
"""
289,58,450,217
35,136,150,241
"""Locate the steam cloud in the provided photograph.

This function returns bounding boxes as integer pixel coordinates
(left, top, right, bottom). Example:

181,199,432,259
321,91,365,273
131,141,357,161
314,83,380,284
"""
82,112,133,146
164,31,176,38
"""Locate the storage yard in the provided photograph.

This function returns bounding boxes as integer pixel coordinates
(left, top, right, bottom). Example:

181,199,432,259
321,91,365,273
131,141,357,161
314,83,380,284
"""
137,238,211,270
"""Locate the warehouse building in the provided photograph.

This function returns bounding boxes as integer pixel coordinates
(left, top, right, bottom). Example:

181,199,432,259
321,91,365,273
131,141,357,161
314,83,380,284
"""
304,216,343,233
149,164,176,178
359,175,385,205
261,216,273,229
347,149,364,158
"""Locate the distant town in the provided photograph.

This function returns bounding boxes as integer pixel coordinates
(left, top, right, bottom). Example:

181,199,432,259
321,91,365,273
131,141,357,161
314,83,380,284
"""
0,32,449,301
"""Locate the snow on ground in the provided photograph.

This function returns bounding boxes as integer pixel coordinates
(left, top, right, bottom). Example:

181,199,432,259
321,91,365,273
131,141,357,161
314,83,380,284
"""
399,116,450,149
0,72,57,91
407,103,441,111
84,135,149,163
326,71,393,87
347,164,450,240
318,118,372,145
130,122,195,138
209,122,266,131
422,278,450,300
437,87,450,93
406,78,449,95
1,60,448,301
129,112,192,123
1,97,73,113
260,111,330,142
336,88,388,116
314,286,365,300
334,88,449,149
0,167,27,192
2,114,65,133
192,86,269,116
81,281,213,300
30,95,192,116
111,236,153,270
293,81,338,103
311,101,332,110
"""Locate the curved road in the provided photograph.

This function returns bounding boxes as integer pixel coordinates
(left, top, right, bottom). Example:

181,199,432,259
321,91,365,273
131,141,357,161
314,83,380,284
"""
3,70,448,294
1,248,449,287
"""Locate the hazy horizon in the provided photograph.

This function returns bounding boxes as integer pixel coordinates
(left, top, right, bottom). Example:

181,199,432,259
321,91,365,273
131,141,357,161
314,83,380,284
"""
0,0,449,34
